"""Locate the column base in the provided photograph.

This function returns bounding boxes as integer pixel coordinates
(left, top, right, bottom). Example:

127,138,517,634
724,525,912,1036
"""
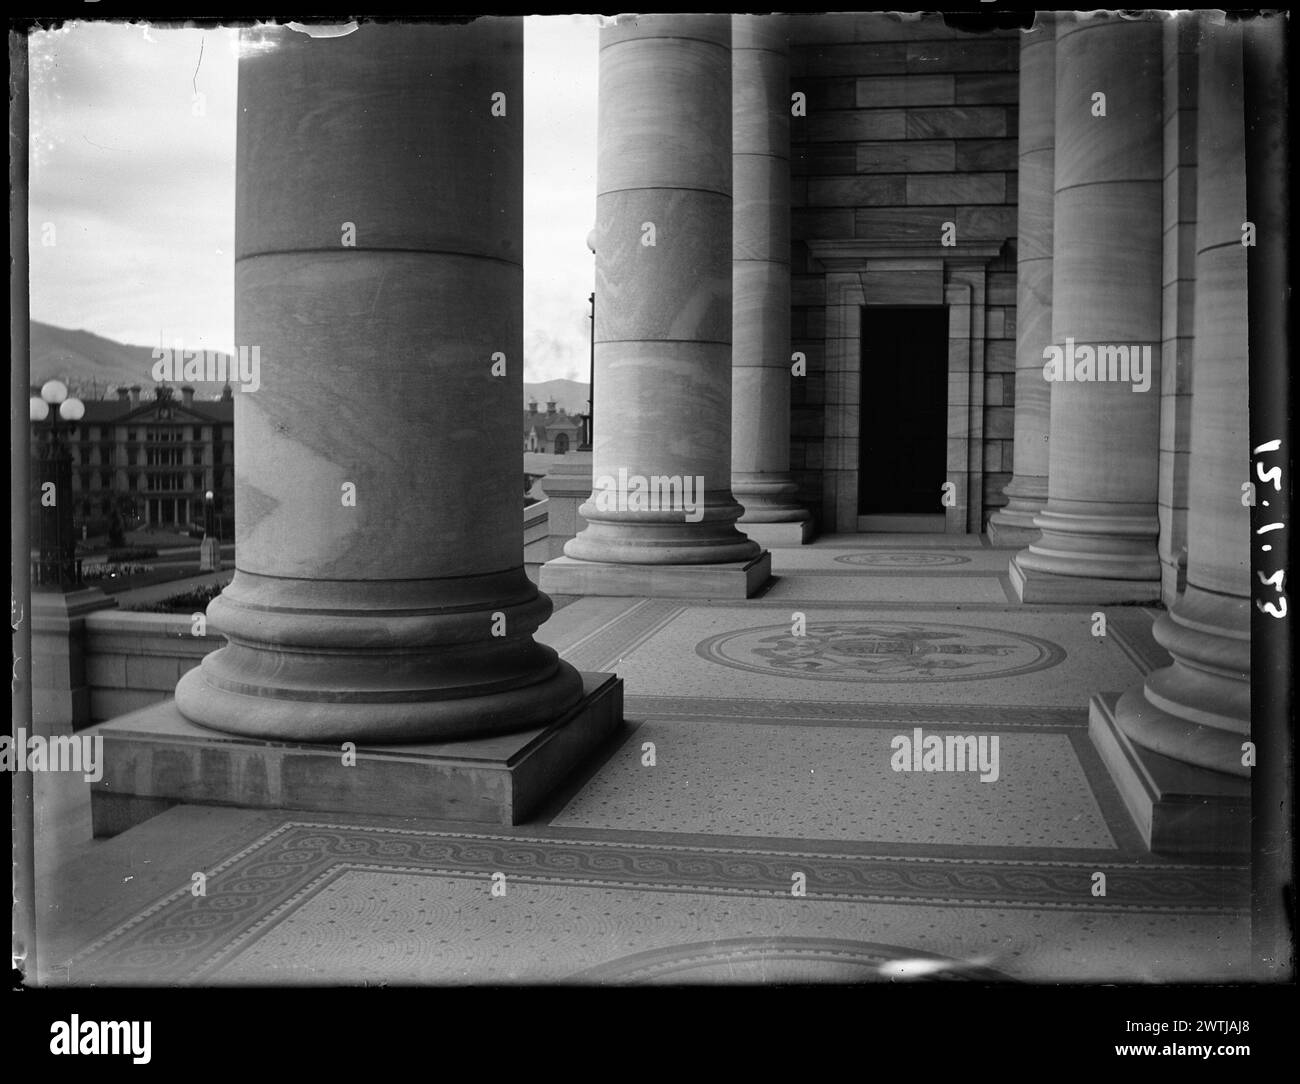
87,671,623,833
1009,554,1161,604
1089,693,1249,856
737,519,814,547
985,518,1040,548
540,552,771,599
989,475,1047,544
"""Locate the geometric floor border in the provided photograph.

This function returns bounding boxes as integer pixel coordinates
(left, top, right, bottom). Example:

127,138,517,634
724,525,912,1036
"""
63,819,1250,984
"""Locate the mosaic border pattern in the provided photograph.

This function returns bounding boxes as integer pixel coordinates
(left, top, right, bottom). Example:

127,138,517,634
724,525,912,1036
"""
63,820,1250,985
560,599,685,673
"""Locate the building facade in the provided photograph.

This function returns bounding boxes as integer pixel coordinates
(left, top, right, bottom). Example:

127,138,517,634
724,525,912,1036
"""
524,399,584,454
33,382,235,534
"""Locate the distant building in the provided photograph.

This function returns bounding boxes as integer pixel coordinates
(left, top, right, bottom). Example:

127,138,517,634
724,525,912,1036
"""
32,382,235,534
523,399,584,455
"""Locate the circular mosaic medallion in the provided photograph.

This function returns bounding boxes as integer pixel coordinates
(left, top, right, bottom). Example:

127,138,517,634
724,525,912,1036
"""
833,551,971,567
697,620,1065,683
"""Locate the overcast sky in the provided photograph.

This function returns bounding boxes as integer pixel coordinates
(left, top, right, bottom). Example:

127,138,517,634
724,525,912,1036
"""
28,17,599,384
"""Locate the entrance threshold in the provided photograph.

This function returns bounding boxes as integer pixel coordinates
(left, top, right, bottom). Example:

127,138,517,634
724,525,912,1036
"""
857,514,946,533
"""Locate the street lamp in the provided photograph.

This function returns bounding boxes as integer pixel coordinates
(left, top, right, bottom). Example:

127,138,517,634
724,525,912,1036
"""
29,380,85,590
199,488,222,572
580,228,596,452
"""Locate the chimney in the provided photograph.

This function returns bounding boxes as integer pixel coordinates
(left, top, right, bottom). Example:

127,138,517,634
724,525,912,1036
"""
528,400,538,415
546,399,556,414
115,386,130,403
129,385,142,406
221,383,233,402
181,385,195,406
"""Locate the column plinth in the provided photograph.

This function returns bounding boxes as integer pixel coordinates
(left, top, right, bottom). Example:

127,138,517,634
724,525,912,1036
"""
543,15,770,597
1010,16,1164,603
174,23,588,744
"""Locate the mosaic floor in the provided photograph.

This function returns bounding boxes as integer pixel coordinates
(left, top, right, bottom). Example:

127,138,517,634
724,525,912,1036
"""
38,535,1250,985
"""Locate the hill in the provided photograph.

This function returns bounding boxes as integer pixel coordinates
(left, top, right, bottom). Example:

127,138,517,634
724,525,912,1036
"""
30,321,232,400
523,378,589,415
32,321,591,409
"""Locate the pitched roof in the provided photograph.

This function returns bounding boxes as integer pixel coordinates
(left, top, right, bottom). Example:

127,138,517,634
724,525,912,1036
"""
72,396,234,425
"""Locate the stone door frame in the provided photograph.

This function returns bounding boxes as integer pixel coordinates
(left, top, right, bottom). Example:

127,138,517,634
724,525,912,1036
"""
807,239,1003,535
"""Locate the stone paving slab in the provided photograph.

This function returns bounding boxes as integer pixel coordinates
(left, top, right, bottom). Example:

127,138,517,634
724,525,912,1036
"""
551,718,1116,849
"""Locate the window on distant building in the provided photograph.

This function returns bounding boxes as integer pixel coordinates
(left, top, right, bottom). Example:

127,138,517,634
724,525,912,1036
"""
147,446,184,466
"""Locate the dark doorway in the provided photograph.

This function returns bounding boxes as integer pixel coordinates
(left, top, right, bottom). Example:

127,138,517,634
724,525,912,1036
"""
857,305,949,517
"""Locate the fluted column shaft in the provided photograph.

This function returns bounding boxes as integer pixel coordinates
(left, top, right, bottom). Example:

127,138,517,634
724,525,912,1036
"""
564,15,760,565
730,16,808,529
1114,17,1250,776
990,12,1054,535
1012,15,1164,602
176,22,582,741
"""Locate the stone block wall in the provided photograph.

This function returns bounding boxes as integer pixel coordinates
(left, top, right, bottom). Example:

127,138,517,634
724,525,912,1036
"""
786,12,1021,528
84,611,226,722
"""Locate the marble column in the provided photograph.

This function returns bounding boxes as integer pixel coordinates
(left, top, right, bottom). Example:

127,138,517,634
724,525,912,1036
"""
1092,16,1251,853
1010,14,1164,603
176,21,585,742
544,15,770,598
988,13,1054,546
730,15,811,547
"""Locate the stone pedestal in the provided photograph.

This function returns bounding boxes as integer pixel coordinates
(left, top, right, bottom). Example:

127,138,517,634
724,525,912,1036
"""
730,15,811,545
92,672,623,834
989,13,1054,547
1011,15,1164,604
1101,18,1251,855
546,15,769,599
737,520,814,548
198,536,221,572
542,552,771,600
173,22,612,753
1090,694,1249,856
540,450,593,558
32,586,118,734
